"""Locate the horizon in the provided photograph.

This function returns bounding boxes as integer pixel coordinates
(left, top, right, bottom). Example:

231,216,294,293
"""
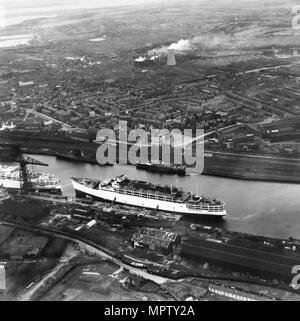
1,0,293,9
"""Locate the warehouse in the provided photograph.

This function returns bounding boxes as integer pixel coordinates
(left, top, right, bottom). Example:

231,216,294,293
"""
131,227,181,255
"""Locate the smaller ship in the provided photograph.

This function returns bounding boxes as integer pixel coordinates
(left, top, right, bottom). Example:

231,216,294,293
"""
55,151,113,166
136,161,186,176
0,164,61,193
0,154,62,194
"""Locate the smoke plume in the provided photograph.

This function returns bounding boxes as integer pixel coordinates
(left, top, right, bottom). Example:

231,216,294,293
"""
148,33,236,57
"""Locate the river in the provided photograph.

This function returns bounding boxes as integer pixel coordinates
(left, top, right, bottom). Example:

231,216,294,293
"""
29,155,300,240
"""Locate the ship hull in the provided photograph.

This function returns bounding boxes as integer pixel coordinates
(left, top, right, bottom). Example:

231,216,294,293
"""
0,179,62,194
136,163,185,176
71,179,226,217
55,152,113,166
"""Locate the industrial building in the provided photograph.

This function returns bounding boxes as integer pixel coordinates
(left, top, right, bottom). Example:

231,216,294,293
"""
71,207,95,220
131,227,181,255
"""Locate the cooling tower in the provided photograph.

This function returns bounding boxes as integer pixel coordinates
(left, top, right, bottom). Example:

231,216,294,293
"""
167,49,176,66
0,265,6,290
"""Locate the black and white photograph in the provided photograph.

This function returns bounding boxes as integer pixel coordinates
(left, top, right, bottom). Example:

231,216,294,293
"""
0,0,300,306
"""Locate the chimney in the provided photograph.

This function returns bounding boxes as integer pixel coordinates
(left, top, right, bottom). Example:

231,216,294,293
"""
167,48,176,66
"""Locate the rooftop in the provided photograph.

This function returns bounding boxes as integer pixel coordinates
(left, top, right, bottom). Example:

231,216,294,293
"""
132,227,180,250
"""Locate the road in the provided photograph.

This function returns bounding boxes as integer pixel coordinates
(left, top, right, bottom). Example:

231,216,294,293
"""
0,219,170,288
18,256,75,301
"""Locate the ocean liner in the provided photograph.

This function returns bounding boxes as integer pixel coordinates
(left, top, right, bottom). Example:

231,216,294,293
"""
136,161,186,175
0,165,61,193
71,174,226,217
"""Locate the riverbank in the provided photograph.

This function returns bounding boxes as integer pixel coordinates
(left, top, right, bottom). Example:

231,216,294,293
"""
2,136,300,184
23,154,300,239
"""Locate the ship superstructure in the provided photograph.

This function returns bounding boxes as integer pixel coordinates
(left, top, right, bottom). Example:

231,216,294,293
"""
71,174,226,217
0,164,61,192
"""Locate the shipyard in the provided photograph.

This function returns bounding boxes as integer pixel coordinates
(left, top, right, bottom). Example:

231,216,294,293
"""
0,188,299,301
0,0,300,305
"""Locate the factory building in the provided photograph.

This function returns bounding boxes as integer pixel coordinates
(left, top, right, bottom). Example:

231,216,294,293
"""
131,227,181,255
72,207,95,220
134,52,158,67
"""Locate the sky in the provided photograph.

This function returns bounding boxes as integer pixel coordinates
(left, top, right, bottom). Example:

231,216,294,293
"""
0,0,282,9
0,0,293,17
0,0,291,8
0,0,168,21
0,0,165,10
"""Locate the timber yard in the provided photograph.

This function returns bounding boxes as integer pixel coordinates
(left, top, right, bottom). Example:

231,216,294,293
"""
1,0,300,302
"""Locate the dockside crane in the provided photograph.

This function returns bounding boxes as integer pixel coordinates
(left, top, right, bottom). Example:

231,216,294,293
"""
18,154,48,191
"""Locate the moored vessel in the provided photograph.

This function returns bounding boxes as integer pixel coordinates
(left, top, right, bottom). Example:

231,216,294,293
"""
71,174,226,217
0,164,62,193
55,151,113,166
136,161,186,175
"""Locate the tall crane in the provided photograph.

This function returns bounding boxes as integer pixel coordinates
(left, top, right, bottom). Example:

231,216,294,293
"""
18,155,48,191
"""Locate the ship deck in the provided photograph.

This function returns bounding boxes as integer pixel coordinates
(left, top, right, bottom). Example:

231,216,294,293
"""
73,176,224,206
72,177,100,189
118,180,189,202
